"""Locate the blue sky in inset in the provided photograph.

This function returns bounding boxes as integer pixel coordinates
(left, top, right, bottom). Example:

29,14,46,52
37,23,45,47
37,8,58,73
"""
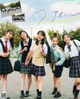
0,0,80,36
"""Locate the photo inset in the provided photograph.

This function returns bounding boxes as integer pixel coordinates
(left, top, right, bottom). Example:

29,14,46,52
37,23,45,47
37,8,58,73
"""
0,0,22,17
12,13,25,22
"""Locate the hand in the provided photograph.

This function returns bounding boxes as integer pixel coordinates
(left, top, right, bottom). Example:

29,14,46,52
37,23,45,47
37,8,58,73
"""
1,52,10,57
25,61,29,66
45,29,50,34
23,47,27,51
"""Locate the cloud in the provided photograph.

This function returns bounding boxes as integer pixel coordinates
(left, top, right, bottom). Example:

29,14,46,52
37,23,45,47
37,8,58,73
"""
50,1,80,14
21,3,35,15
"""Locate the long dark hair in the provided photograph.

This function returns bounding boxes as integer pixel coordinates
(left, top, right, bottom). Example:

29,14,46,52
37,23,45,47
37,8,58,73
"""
19,30,30,39
35,30,45,45
62,33,70,40
6,29,14,49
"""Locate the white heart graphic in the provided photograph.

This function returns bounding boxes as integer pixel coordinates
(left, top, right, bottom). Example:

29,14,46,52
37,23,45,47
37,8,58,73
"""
33,9,46,24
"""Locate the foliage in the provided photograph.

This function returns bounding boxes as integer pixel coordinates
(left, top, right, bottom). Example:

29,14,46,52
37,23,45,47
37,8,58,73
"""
0,21,21,47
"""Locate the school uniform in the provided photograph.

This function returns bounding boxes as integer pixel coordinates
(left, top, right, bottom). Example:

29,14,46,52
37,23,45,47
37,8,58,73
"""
30,41,48,76
19,38,32,74
46,33,65,78
0,37,13,75
50,45,65,77
64,39,80,78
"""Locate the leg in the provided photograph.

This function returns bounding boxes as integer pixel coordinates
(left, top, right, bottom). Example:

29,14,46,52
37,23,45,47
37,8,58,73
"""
35,76,42,99
0,75,2,80
37,76,42,91
73,79,77,95
54,77,61,98
2,75,7,93
27,74,32,91
56,77,60,92
73,78,80,99
52,74,57,95
20,73,26,98
21,73,26,90
25,74,32,97
35,76,39,90
37,76,42,99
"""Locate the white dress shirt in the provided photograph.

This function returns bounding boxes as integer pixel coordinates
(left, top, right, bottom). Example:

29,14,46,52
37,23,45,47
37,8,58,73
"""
19,38,29,50
30,40,48,55
64,39,80,58
0,37,11,54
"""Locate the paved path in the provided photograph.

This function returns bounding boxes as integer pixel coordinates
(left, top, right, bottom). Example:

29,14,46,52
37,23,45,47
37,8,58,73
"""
0,58,80,99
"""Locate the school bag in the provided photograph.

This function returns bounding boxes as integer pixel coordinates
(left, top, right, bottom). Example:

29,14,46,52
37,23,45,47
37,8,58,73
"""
46,43,52,64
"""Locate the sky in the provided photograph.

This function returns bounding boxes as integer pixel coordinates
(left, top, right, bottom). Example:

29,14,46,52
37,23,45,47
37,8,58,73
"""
0,0,80,37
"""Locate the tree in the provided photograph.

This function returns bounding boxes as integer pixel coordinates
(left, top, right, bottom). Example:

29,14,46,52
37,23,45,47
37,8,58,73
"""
0,4,5,9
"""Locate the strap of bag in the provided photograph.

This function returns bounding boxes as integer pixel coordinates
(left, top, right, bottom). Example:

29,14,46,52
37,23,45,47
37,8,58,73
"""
0,39,6,52
73,40,79,51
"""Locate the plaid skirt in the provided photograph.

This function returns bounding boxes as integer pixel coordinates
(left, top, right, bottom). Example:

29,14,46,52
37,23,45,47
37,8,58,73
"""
0,57,13,74
30,64,46,76
69,56,80,78
20,63,32,74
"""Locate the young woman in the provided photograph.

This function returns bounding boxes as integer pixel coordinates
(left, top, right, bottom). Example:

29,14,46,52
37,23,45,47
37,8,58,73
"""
62,33,80,99
0,29,14,99
46,31,65,98
25,30,48,99
19,30,32,98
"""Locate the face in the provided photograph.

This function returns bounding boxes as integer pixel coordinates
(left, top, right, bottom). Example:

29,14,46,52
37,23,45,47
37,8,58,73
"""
20,32,28,40
52,37,58,46
63,35,70,44
6,32,14,40
37,32,44,41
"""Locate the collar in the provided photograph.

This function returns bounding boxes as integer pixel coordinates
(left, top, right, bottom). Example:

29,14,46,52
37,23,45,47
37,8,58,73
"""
23,38,29,44
66,40,72,47
52,45,59,50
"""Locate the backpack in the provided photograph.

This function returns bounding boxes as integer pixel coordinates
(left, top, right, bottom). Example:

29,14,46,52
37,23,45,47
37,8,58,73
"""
46,44,52,64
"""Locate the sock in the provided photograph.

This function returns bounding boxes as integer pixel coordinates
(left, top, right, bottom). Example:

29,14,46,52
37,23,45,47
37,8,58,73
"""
73,85,76,93
38,91,42,97
57,91,60,94
21,90,24,94
2,91,7,93
37,89,39,95
54,87,57,91
75,90,79,98
26,91,29,93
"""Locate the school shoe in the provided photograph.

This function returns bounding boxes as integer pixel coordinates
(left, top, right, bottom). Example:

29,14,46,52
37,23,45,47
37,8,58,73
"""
52,87,57,95
20,90,24,98
25,91,29,97
73,85,76,95
54,92,61,98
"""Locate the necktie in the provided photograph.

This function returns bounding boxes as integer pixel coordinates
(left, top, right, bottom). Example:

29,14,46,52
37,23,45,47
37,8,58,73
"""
68,45,71,52
5,41,8,52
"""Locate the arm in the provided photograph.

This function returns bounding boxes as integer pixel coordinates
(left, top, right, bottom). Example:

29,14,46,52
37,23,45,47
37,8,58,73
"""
0,52,10,57
19,47,27,54
25,41,34,66
55,50,66,66
25,51,33,66
19,42,27,54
